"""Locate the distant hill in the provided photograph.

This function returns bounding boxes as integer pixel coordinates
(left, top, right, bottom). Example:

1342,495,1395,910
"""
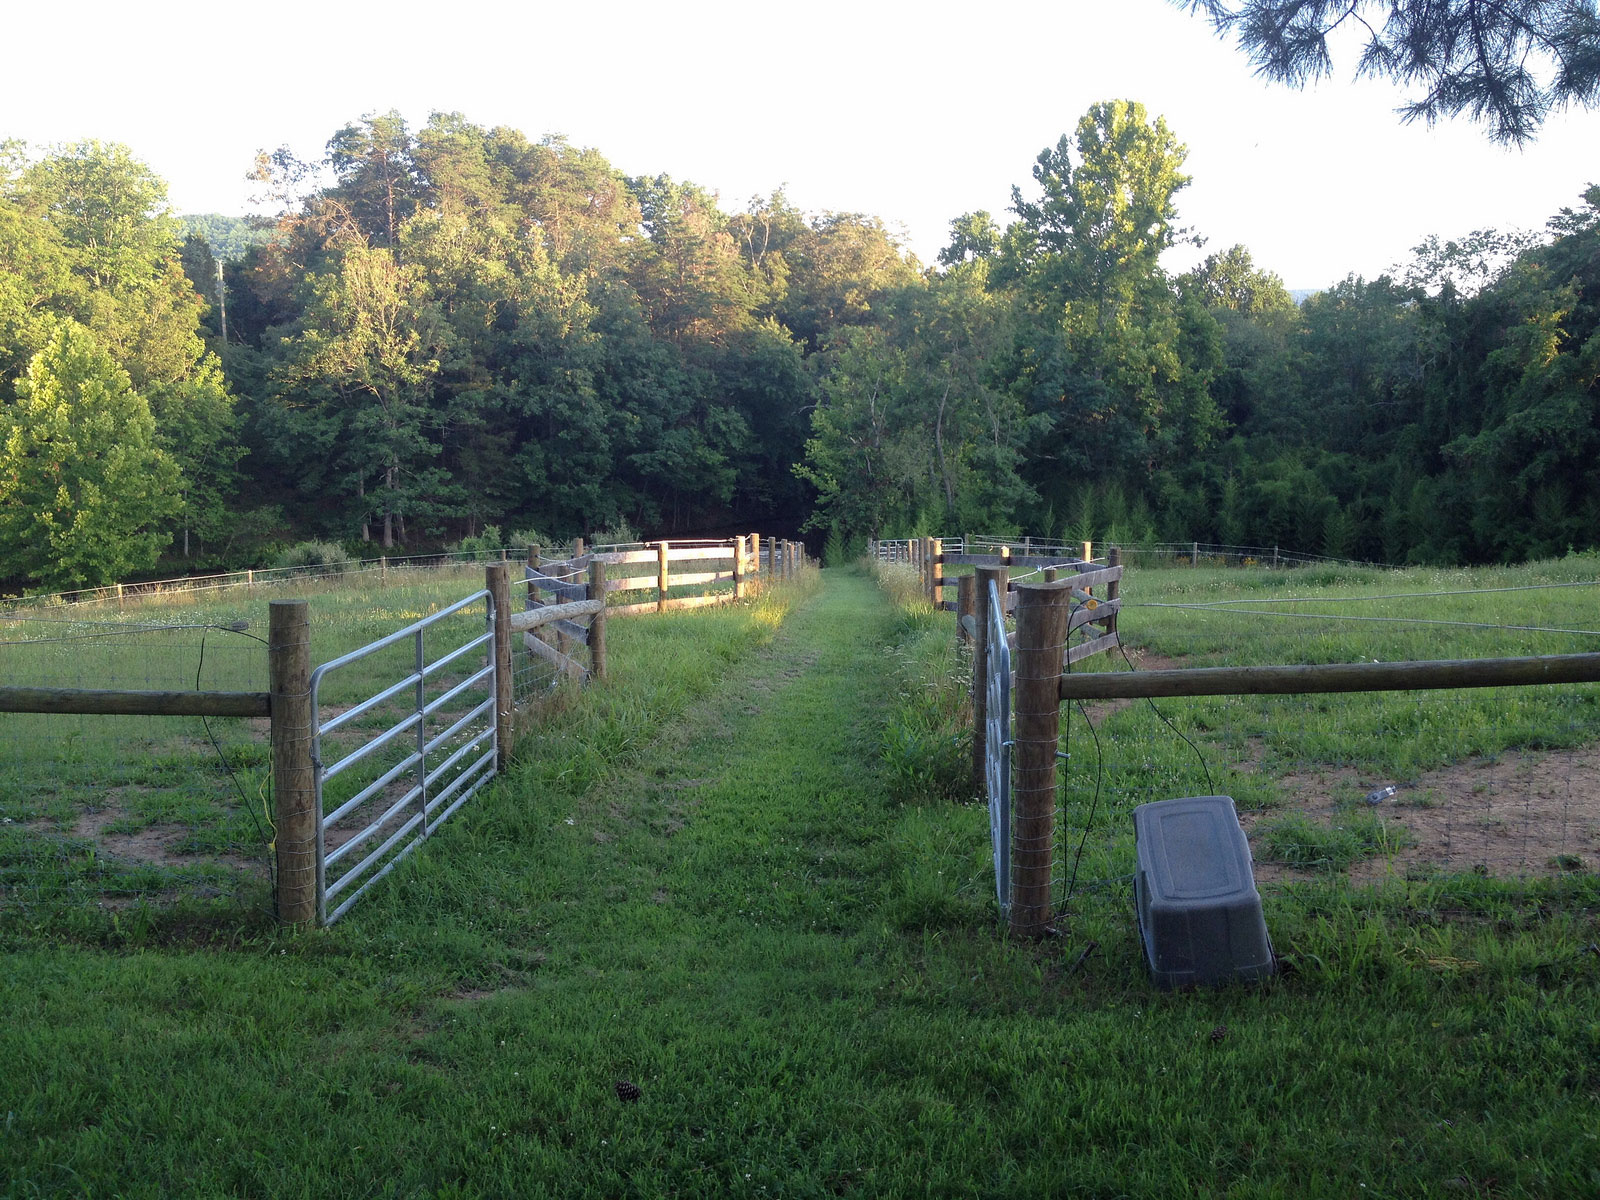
178,213,270,261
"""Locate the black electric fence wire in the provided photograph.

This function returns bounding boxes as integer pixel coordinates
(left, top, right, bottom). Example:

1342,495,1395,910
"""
1062,617,1220,903
1118,641,1215,797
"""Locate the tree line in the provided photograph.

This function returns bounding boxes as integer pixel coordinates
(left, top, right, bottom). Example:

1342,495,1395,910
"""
1,102,1598,589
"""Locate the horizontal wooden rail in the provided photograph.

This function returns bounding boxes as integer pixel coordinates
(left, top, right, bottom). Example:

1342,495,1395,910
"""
0,686,271,717
1065,632,1122,667
664,546,735,563
1057,652,1600,701
609,593,733,617
509,598,605,632
1068,597,1120,632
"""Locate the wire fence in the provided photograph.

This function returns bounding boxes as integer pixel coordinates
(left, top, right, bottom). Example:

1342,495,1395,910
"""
1056,684,1600,905
877,535,1384,570
1050,567,1600,904
0,546,599,613
0,612,275,922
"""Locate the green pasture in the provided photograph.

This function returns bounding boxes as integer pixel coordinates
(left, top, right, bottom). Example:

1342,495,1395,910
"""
2,561,1598,1196
2,563,602,918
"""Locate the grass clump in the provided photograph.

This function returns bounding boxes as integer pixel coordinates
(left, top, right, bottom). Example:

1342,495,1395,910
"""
870,563,972,805
1258,811,1417,870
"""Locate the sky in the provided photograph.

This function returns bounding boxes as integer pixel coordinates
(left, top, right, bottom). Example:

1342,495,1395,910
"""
5,0,1597,291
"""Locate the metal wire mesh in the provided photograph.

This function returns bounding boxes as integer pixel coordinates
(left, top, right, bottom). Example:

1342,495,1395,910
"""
1056,684,1600,900
0,613,274,919
515,558,595,703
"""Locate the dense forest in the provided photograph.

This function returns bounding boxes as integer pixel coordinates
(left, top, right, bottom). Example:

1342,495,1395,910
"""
1,102,1597,590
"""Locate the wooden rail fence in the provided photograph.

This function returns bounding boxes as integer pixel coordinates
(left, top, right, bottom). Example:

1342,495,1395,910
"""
868,536,1126,805
1,533,811,926
996,580,1600,938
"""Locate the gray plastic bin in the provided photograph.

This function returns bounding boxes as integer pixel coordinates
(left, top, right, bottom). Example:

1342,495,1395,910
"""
1133,796,1274,989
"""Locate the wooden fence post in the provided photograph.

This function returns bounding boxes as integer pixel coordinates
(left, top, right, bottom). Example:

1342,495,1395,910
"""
929,538,943,608
380,556,388,587
486,564,514,769
657,541,670,612
1106,546,1121,638
750,533,761,584
971,564,1007,795
269,599,317,927
573,537,586,558
733,535,746,600
1083,540,1094,565
1192,541,1199,567
588,558,608,681
956,574,975,646
1011,583,1071,937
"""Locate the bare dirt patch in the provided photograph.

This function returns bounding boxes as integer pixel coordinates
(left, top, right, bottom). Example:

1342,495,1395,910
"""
70,807,254,870
1242,747,1600,882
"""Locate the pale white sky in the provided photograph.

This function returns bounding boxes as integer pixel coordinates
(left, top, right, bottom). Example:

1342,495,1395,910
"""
6,0,1596,290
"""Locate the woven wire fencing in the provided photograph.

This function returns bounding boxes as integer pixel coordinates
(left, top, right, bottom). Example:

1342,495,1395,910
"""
0,610,274,921
881,535,1381,570
515,557,595,703
1056,685,1600,902
0,548,535,612
1053,572,1600,903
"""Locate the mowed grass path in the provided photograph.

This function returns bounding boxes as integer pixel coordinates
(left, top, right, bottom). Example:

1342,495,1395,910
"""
5,569,1599,1197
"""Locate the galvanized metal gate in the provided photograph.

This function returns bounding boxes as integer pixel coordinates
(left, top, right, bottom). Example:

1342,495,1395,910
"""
310,590,499,924
984,579,1012,915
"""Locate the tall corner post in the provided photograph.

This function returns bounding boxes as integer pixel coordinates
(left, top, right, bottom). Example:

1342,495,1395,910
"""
486,563,514,770
588,558,608,681
1011,583,1071,938
269,598,317,927
971,564,1007,796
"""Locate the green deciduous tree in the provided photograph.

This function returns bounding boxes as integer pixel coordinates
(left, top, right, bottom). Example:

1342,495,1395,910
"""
0,322,181,588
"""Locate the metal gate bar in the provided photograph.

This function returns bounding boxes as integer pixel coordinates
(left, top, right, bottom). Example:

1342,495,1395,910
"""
310,589,499,924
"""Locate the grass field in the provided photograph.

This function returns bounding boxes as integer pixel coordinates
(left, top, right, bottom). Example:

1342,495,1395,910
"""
2,560,1598,1196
